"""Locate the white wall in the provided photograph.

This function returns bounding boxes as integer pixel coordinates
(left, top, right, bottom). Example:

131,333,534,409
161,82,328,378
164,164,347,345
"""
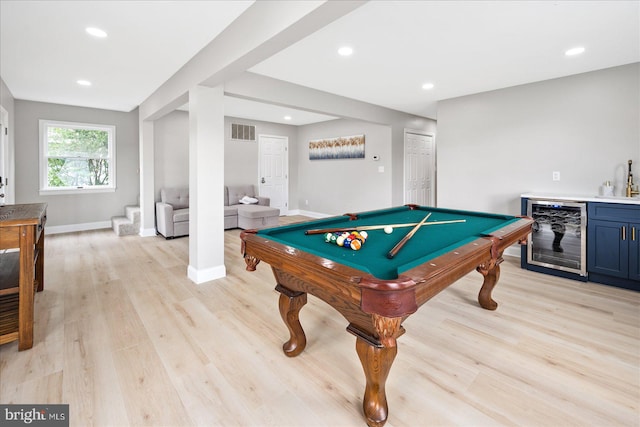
296,119,393,215
153,111,298,202
437,63,640,216
224,116,298,191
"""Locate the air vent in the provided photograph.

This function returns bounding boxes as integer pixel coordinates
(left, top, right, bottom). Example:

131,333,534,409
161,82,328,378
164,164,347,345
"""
231,123,255,141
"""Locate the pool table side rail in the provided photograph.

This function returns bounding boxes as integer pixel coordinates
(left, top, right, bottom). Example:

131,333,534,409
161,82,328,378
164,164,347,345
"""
240,217,532,318
400,217,533,307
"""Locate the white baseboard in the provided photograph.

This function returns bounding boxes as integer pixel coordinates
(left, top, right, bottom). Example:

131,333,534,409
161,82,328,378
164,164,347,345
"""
139,227,157,237
286,209,331,218
47,221,111,235
187,264,226,284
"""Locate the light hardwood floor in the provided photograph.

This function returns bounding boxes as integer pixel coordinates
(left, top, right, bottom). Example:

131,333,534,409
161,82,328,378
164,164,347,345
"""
1,216,638,427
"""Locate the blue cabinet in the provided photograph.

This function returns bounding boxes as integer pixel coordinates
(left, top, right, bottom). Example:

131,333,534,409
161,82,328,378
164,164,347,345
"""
630,221,640,282
587,203,640,291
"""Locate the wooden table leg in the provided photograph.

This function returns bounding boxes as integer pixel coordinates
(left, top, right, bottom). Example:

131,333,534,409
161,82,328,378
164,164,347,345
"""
476,256,503,311
356,338,397,427
35,231,45,292
18,225,35,351
355,314,402,427
276,284,307,357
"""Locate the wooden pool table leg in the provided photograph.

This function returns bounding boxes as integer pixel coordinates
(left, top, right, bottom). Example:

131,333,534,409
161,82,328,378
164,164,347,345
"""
355,314,401,427
476,256,503,311
276,284,307,357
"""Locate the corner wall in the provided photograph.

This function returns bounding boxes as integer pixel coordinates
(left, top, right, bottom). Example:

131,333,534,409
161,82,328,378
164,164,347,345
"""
14,100,140,228
437,63,640,215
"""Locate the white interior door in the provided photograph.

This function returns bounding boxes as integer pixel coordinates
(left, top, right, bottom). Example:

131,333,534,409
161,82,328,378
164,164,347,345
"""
259,135,288,215
404,130,435,206
0,107,8,205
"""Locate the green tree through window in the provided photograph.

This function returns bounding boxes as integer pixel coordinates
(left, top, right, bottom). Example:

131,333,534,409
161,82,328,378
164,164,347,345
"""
40,120,115,192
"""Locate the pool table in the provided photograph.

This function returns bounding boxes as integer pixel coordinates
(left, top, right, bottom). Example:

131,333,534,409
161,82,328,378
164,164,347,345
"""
240,205,533,427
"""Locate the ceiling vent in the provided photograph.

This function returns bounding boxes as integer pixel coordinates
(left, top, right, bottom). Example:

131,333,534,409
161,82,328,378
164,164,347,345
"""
231,123,255,141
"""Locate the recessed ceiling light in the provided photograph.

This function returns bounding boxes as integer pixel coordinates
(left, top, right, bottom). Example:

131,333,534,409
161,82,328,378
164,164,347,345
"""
565,46,585,56
77,80,92,86
86,27,107,38
422,82,435,90
284,116,292,121
338,46,353,56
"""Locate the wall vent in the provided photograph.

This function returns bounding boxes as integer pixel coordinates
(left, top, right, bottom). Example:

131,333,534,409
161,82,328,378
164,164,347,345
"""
231,123,256,141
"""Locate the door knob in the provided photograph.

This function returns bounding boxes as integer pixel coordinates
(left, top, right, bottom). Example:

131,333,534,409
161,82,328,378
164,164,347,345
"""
261,177,266,184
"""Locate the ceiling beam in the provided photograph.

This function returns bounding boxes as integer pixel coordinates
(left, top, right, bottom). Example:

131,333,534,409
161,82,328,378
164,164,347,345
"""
139,0,366,121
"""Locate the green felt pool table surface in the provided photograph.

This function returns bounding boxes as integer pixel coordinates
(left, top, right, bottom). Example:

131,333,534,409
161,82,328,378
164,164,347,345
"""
257,205,520,280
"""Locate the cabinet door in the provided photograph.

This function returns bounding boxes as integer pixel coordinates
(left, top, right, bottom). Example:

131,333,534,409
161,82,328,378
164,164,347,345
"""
587,219,629,279
629,222,640,282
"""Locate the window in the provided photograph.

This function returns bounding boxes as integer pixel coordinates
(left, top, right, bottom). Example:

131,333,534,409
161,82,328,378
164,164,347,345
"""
39,120,116,194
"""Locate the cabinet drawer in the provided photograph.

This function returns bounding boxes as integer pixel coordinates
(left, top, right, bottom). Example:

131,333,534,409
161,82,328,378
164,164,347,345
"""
588,203,640,222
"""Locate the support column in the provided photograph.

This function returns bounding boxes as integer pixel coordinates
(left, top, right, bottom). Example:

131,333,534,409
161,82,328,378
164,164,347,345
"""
187,85,226,283
138,119,156,236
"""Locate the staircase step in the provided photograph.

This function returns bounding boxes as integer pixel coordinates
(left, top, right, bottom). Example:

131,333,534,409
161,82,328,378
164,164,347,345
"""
124,206,140,224
111,216,138,236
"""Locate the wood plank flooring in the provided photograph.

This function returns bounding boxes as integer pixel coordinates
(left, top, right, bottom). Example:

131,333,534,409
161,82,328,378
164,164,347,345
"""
1,216,638,427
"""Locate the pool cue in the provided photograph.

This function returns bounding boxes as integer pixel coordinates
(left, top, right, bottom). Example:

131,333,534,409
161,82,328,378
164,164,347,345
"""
386,213,432,259
304,219,466,235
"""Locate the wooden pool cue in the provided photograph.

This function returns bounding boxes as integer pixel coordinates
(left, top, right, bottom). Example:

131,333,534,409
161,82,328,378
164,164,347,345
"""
304,219,466,235
386,212,432,259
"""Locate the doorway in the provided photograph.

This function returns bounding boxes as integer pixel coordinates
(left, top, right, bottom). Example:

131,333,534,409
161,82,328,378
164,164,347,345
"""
0,106,9,205
258,134,288,215
403,130,435,206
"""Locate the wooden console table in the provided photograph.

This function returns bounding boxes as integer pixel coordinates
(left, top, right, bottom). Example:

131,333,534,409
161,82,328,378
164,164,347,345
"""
0,203,47,350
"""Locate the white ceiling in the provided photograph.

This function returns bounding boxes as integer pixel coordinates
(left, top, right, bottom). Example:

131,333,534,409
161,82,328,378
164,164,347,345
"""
1,1,638,124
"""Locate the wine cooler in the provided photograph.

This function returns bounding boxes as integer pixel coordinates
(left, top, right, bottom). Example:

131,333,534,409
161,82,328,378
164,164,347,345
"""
524,199,587,278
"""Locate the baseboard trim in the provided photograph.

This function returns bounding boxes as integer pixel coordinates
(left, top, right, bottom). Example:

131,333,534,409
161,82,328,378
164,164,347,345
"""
139,227,157,237
287,209,331,218
187,264,226,284
47,221,111,235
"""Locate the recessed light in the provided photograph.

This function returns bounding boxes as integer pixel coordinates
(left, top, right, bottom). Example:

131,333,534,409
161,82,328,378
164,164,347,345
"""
77,80,92,86
422,82,435,90
338,46,353,56
284,116,292,121
86,27,107,38
565,46,585,56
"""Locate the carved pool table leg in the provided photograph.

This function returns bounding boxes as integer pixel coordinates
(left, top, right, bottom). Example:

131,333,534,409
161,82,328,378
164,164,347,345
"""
476,257,503,310
356,314,401,427
276,284,307,357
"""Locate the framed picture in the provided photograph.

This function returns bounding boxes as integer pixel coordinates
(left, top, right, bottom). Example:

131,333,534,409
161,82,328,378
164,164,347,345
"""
309,134,365,160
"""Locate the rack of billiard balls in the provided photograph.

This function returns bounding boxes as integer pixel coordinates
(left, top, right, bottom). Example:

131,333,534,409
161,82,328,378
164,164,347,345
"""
324,230,368,251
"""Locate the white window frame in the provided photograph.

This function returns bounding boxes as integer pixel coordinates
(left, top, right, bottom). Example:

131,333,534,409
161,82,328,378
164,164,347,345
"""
39,119,116,195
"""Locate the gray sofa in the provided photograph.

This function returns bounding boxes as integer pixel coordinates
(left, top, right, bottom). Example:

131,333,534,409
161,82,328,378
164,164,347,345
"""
155,185,279,239
224,185,280,230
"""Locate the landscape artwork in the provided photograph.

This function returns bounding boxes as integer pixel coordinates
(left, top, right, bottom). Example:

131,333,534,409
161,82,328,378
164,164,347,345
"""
309,134,365,160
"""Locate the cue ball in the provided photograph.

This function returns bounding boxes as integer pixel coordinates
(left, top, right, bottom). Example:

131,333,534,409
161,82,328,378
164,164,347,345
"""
384,226,393,234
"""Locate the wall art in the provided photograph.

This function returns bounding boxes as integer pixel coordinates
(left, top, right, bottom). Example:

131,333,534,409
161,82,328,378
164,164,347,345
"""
309,134,365,160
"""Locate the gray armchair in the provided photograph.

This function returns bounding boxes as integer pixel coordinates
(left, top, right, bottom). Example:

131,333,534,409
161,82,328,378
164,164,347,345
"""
156,187,189,238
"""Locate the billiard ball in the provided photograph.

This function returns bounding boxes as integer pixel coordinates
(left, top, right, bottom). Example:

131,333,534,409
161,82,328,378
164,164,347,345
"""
384,226,393,234
359,231,368,240
336,236,345,246
350,239,361,250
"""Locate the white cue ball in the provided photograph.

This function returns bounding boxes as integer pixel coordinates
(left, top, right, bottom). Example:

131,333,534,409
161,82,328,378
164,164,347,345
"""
384,226,393,234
